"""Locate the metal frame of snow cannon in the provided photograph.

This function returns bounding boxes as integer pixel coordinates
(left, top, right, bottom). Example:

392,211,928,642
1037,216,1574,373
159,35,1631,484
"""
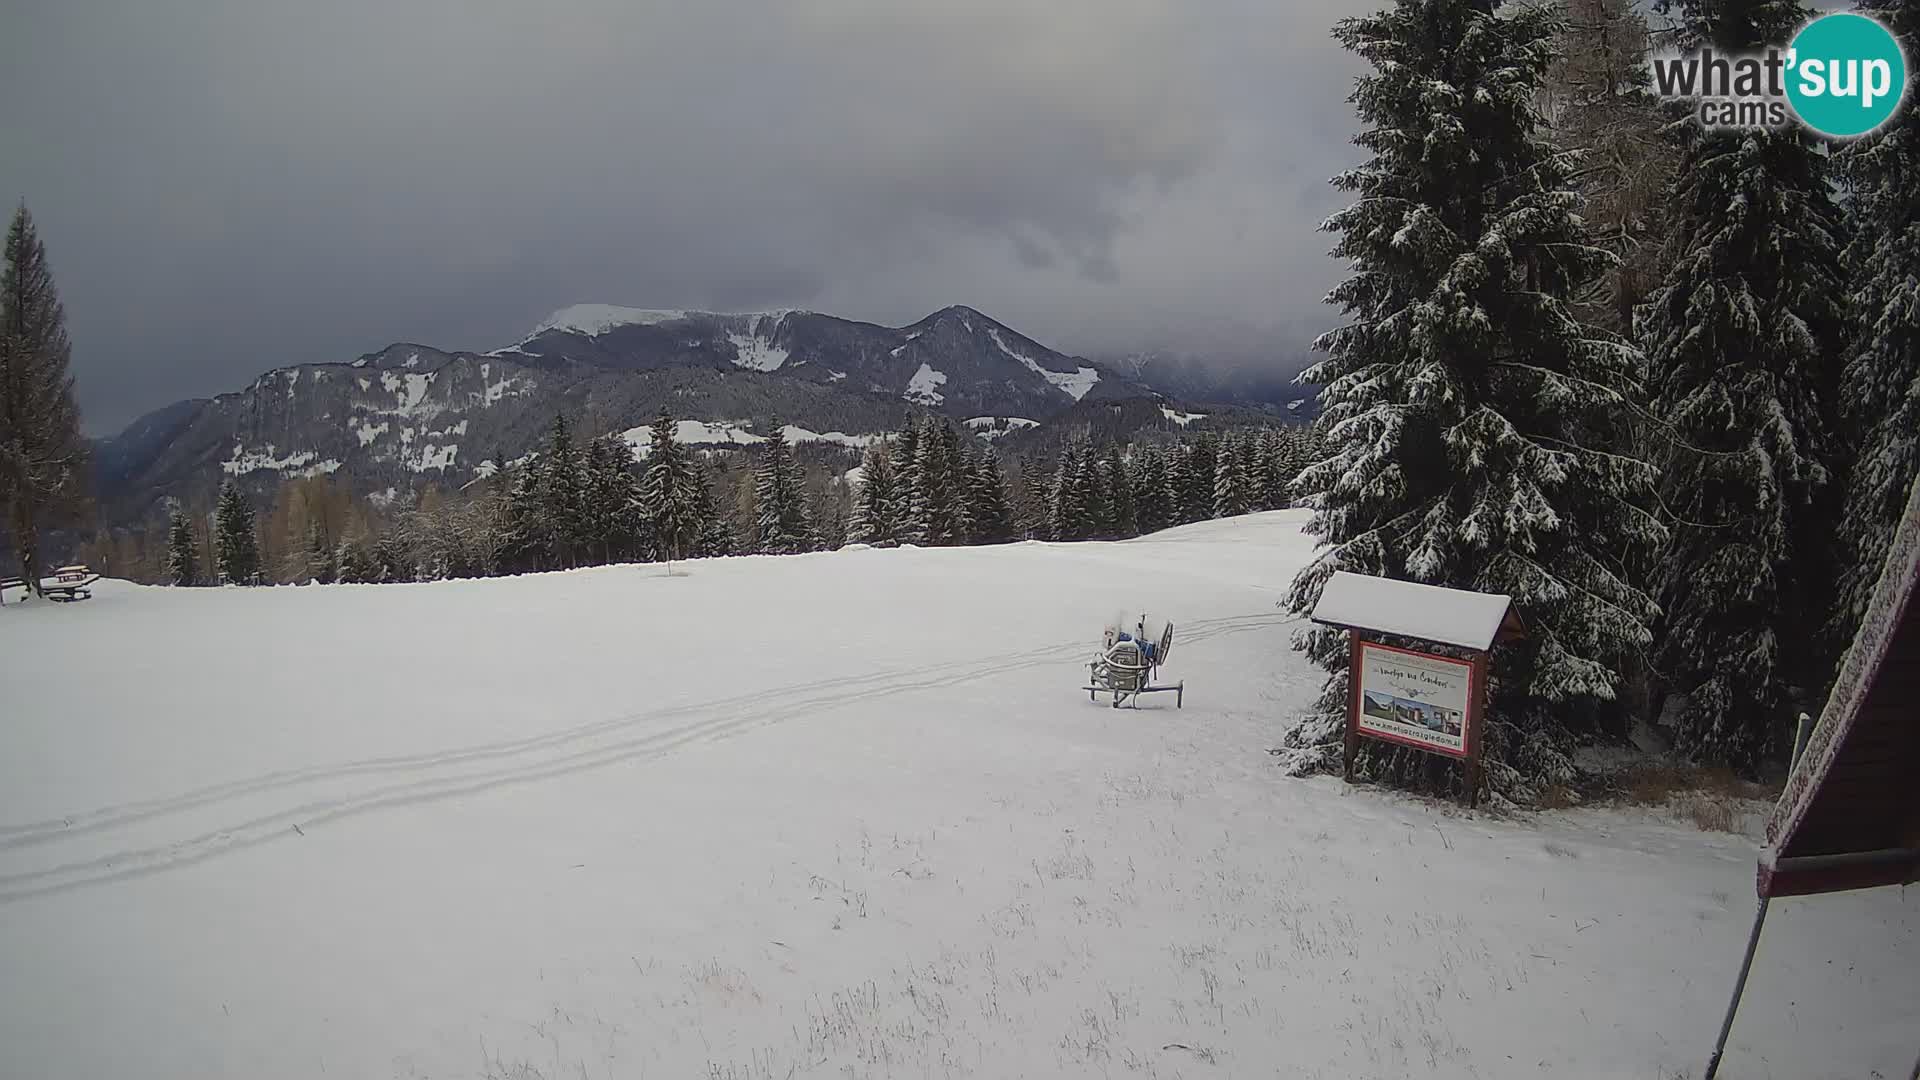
1085,618,1182,709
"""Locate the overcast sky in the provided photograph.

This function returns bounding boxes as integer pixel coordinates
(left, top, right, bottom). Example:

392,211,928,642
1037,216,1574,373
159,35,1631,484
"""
1,0,1365,433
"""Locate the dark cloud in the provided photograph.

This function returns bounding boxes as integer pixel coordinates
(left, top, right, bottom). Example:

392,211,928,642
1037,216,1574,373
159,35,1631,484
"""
0,0,1366,433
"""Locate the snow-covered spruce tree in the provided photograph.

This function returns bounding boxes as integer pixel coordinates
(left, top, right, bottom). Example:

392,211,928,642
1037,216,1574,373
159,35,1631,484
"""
1183,434,1218,523
1640,0,1852,769
642,408,704,565
1049,440,1089,540
890,420,923,545
942,424,975,545
213,480,261,585
166,502,199,586
581,433,641,564
537,414,588,568
1074,443,1111,538
1250,431,1280,511
334,536,375,584
754,423,814,554
1829,0,1920,647
0,204,88,593
1133,445,1173,535
1214,432,1253,518
1273,428,1307,507
1280,0,1664,802
1160,444,1188,525
1105,444,1138,538
850,437,900,545
968,450,1016,544
908,419,960,545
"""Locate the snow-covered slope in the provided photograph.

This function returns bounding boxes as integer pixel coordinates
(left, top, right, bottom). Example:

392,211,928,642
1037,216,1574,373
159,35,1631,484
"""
2,512,1912,1079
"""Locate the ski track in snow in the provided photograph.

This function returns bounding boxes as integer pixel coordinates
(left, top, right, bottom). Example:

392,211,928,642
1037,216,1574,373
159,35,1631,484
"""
0,613,1291,902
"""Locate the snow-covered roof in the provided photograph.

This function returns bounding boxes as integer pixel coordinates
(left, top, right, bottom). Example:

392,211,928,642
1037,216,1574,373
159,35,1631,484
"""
1308,571,1515,652
1760,473,1920,898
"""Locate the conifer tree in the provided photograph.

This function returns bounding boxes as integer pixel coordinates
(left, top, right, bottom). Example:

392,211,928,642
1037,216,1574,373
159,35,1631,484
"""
538,414,587,568
968,450,1015,544
1184,434,1218,523
1640,0,1852,768
582,433,642,564
1281,0,1663,800
1050,441,1089,540
1133,445,1173,535
1105,444,1137,538
891,421,923,544
1250,431,1280,511
0,205,88,593
1272,429,1305,506
1164,445,1192,526
642,409,704,565
166,502,199,586
942,423,975,544
335,536,379,583
909,419,960,545
1075,443,1110,538
214,480,261,585
1830,0,1920,646
850,438,900,545
754,423,814,554
1214,433,1253,518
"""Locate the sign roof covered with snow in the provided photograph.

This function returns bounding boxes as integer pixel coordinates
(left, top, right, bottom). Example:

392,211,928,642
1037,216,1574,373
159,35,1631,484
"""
1308,571,1517,652
1759,475,1920,899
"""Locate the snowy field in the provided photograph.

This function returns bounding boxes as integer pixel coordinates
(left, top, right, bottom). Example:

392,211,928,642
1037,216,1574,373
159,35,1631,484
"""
2,511,1914,1079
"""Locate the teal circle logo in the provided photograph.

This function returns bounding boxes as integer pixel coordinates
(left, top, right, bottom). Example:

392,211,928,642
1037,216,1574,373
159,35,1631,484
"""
1786,13,1908,137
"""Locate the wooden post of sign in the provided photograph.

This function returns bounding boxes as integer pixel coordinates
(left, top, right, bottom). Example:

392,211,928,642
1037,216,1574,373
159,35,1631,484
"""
1465,650,1490,809
1344,630,1362,783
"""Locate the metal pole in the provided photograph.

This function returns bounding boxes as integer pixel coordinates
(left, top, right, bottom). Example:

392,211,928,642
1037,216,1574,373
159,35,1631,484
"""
1703,896,1770,1080
1702,713,1814,1080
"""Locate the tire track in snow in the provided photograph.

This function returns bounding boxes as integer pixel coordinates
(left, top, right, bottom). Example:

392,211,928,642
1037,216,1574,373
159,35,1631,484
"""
0,613,1295,903
0,609,1289,850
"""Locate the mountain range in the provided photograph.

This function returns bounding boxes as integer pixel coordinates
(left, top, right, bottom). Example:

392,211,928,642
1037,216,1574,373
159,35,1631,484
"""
90,304,1313,527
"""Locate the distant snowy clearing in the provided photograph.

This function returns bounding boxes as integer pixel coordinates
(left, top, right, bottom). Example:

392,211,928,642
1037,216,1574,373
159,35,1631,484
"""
1,512,1912,1079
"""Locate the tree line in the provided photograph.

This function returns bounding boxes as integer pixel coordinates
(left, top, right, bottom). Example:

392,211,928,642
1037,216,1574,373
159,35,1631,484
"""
152,411,1315,587
1274,0,1920,803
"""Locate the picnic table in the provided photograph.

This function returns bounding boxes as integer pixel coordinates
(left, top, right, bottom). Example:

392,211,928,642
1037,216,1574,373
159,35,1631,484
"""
0,565,101,603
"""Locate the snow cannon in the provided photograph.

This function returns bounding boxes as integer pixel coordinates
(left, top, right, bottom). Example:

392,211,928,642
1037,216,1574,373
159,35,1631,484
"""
1085,614,1182,709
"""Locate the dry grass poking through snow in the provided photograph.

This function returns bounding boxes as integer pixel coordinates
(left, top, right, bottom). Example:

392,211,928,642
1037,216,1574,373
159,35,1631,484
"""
1584,765,1779,835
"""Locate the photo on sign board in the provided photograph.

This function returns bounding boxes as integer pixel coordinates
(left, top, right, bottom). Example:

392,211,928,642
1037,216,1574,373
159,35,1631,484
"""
1355,643,1473,757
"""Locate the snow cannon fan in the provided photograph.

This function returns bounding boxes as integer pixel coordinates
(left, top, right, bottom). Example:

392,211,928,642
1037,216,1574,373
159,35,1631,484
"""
1084,614,1183,709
